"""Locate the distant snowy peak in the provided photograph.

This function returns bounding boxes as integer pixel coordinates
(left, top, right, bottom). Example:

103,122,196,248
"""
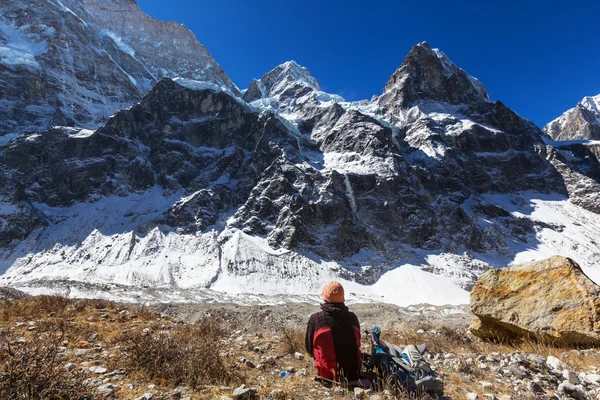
243,60,321,102
544,94,600,141
378,41,490,115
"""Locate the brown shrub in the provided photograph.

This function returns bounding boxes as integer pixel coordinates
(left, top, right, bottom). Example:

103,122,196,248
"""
0,322,91,399
279,327,305,355
120,318,241,388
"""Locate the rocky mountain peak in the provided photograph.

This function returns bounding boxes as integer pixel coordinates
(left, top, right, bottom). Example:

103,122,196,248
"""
544,93,600,141
243,60,320,103
0,0,236,142
378,41,490,115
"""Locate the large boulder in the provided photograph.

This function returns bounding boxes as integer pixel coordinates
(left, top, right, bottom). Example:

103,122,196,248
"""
470,256,600,345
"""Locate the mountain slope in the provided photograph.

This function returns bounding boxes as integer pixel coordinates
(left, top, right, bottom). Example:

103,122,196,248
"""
0,0,235,144
544,94,600,141
1,41,600,304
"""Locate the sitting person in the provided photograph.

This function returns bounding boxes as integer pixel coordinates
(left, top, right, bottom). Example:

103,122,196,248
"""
305,281,362,381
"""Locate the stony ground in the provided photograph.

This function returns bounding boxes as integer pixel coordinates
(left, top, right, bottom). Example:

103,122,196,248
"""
0,294,599,399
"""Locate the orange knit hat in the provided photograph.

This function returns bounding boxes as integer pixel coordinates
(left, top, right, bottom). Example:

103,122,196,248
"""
322,281,345,303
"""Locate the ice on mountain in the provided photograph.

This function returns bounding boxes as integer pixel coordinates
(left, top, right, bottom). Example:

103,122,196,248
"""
0,20,48,69
99,29,136,57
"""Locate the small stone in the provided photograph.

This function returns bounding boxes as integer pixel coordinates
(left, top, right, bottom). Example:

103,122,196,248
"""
11,337,26,345
354,388,372,399
584,373,600,385
133,394,153,400
557,382,585,399
294,352,304,360
466,393,478,400
417,329,425,334
63,363,76,370
262,356,276,365
444,353,456,359
232,384,257,400
96,383,115,397
75,348,91,357
508,364,528,379
563,369,579,384
244,360,255,369
527,381,544,393
90,366,108,374
527,354,546,366
296,368,307,377
480,381,493,389
546,355,565,371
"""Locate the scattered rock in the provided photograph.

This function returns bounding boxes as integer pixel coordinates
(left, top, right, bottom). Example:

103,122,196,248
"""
133,394,153,400
547,356,566,372
232,384,257,400
563,369,579,384
96,383,116,397
354,387,372,399
558,382,586,400
294,351,304,360
89,366,108,374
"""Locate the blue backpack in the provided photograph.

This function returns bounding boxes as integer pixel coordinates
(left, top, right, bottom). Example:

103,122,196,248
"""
365,326,444,396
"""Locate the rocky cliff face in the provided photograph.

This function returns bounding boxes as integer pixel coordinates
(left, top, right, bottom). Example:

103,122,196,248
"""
0,0,235,143
1,36,600,302
544,94,600,141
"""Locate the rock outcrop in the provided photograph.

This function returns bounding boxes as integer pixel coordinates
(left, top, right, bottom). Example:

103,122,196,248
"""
470,256,600,345
0,0,235,141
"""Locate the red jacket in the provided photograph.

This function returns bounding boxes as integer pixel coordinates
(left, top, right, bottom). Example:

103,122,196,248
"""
305,303,362,381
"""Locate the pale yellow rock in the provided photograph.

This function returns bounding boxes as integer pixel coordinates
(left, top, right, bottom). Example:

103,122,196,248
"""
470,256,600,345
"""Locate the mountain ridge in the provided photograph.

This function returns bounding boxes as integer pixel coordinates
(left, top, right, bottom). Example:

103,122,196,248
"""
1,3,600,305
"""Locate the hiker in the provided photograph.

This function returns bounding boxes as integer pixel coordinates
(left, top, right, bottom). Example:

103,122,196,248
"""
305,281,362,382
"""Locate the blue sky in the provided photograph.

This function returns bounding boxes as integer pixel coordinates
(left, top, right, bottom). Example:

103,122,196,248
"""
138,0,600,127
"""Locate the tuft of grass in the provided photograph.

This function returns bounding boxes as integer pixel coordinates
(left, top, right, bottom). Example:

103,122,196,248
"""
119,318,242,389
279,327,305,355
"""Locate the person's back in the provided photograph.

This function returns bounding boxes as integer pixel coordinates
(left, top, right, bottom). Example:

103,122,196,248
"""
305,282,362,381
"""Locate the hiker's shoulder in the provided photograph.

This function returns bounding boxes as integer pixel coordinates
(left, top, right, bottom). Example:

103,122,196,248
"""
308,310,328,321
347,310,360,323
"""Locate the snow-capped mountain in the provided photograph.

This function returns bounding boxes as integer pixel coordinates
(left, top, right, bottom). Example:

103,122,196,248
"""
1,16,600,305
0,0,235,144
544,94,600,141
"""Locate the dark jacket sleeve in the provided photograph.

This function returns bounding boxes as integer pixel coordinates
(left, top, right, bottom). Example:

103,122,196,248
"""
305,314,315,357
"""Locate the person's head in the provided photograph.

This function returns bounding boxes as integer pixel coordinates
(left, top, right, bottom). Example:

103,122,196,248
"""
322,281,345,303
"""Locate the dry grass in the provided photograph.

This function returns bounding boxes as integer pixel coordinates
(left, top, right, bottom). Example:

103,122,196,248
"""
0,322,92,399
279,327,305,355
119,318,242,389
0,296,598,399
